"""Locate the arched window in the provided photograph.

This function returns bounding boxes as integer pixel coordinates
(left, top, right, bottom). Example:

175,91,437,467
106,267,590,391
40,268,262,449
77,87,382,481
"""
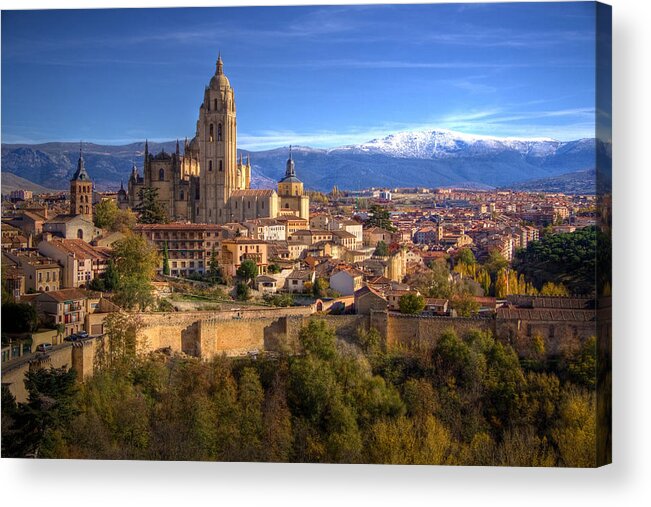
77,228,84,239
79,206,84,214
217,124,222,141
285,203,289,208
235,201,238,209
261,201,264,209
247,201,251,209
209,160,213,172
159,168,165,181
219,160,223,171
214,98,218,111
180,191,184,200
85,206,89,214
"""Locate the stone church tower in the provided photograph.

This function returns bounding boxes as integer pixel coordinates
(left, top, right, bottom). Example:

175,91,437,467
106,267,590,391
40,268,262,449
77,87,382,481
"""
197,54,250,223
70,144,93,222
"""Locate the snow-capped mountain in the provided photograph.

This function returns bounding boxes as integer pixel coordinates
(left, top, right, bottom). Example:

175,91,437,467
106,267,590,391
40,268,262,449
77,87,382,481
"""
333,129,564,159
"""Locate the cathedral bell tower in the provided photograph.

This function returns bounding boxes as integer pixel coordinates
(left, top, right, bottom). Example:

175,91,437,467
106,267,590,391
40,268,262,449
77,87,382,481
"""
70,143,93,222
197,53,240,224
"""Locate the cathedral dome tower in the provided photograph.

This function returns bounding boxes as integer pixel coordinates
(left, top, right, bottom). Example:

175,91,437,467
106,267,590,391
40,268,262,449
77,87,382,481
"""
278,146,304,197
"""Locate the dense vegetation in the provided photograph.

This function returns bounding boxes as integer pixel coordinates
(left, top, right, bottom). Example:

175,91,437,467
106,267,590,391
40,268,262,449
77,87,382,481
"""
513,227,598,295
2,320,597,466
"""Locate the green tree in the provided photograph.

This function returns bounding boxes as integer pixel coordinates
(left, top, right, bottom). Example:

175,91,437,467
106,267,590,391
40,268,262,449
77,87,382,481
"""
1,302,38,333
207,246,222,285
407,258,453,298
312,277,329,298
162,241,170,276
2,367,78,458
367,204,396,232
95,311,145,370
374,240,389,257
567,336,597,388
485,249,509,276
450,292,480,317
398,293,425,315
137,187,168,224
235,281,251,301
299,320,337,361
236,259,258,284
237,367,264,461
111,233,159,310
456,247,476,266
103,259,120,291
267,263,281,274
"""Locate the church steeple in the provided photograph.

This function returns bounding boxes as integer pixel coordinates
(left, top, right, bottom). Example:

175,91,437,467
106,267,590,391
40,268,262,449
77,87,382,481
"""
285,145,296,178
71,141,90,181
70,141,93,220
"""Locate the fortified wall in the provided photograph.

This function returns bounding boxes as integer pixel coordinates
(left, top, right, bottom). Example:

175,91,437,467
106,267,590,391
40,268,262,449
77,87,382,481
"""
2,338,97,403
3,303,599,403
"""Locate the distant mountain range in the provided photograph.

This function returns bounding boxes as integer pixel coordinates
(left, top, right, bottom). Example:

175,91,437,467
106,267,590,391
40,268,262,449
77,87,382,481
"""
1,172,56,195
1,129,610,193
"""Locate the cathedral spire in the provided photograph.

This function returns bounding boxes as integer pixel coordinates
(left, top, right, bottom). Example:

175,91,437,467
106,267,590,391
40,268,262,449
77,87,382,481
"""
216,52,224,75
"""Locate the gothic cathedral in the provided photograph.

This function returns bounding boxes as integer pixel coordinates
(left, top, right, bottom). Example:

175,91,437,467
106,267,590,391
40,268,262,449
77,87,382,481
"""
127,54,309,224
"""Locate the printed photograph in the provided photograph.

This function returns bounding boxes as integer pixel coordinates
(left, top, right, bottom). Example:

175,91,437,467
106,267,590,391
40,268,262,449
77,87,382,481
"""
1,2,611,466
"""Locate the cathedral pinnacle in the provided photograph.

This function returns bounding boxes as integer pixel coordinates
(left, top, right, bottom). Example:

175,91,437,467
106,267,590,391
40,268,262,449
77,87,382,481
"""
216,52,224,75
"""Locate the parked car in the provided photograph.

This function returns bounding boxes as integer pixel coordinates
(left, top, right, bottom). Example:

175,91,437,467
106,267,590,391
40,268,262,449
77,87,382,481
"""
77,331,89,339
36,343,53,352
64,333,83,342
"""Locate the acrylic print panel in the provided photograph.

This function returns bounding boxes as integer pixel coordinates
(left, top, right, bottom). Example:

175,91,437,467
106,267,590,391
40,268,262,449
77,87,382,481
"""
0,1,611,467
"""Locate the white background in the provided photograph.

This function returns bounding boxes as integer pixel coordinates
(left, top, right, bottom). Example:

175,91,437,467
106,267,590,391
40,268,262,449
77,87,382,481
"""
1,0,649,505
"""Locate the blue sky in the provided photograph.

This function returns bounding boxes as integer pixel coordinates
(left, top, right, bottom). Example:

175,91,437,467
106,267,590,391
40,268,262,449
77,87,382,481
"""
2,2,600,149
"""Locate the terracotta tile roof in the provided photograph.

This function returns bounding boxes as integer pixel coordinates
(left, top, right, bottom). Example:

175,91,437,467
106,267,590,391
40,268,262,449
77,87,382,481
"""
35,288,99,302
287,269,314,280
47,239,111,261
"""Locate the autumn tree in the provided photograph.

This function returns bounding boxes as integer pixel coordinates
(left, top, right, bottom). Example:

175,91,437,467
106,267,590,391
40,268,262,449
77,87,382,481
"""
110,233,159,310
94,199,119,229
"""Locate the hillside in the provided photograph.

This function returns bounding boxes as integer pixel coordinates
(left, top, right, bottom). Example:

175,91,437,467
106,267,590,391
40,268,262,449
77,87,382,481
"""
1,172,56,195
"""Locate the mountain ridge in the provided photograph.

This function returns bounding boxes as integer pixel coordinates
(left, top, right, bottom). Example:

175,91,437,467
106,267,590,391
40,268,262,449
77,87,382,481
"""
2,129,607,192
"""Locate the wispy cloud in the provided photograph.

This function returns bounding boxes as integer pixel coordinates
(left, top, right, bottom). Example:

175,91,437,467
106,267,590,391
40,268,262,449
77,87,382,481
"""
238,106,596,150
